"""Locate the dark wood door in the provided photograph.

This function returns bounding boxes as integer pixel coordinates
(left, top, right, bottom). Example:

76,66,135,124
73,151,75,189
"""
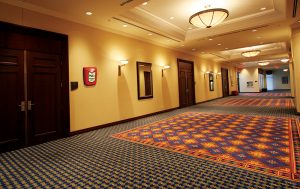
221,68,229,97
178,59,195,107
27,51,62,145
0,22,70,153
0,49,25,152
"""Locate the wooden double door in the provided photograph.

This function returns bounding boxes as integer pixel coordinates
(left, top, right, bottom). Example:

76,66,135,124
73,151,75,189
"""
0,22,69,153
178,59,195,107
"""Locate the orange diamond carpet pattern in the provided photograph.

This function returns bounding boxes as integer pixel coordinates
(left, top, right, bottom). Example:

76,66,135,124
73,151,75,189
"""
212,98,294,108
112,112,300,181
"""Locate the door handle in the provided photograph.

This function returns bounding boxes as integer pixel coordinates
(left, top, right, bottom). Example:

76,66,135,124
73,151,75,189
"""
28,101,35,110
18,101,26,112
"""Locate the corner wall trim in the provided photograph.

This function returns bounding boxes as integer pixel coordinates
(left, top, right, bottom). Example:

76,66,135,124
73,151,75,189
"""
70,107,179,136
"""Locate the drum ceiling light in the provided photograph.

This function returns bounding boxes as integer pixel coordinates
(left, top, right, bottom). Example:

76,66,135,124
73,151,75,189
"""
189,8,229,28
258,62,270,66
241,50,261,57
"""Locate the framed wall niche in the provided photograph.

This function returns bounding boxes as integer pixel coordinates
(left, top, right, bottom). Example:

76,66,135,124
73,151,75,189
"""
136,62,153,99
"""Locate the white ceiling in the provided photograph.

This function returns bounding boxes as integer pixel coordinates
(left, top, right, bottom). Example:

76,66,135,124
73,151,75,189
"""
2,0,300,70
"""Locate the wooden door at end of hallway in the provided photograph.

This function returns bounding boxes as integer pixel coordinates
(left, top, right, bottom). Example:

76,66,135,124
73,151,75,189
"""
178,59,195,108
221,68,229,97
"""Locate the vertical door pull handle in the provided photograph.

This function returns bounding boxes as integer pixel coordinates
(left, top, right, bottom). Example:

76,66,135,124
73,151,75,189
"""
18,101,26,112
28,101,35,110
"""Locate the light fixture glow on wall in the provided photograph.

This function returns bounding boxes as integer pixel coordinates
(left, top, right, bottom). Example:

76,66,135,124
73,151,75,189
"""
189,8,229,28
118,60,128,76
204,71,211,78
280,58,289,63
241,50,261,57
258,62,269,66
161,65,170,77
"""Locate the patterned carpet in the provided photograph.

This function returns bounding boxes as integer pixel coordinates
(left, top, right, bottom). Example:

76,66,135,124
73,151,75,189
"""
212,98,294,108
239,92,291,97
1,92,300,188
112,112,300,181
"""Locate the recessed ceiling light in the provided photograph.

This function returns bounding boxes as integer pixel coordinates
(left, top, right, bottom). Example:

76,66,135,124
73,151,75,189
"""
252,29,257,32
217,43,222,46
192,48,196,51
225,48,229,50
181,44,185,47
188,27,193,30
123,24,128,27
260,7,266,11
208,38,213,41
85,11,93,16
142,2,148,5
169,16,175,20
148,33,153,36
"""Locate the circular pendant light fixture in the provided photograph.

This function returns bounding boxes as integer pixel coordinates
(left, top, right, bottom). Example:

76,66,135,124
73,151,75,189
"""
189,8,229,28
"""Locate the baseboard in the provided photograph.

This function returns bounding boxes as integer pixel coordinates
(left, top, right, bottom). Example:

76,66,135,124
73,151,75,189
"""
70,107,179,136
238,92,260,93
196,97,223,104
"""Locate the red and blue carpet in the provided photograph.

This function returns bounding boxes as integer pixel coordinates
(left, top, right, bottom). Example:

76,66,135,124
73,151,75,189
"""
212,98,294,108
239,92,291,97
112,112,300,181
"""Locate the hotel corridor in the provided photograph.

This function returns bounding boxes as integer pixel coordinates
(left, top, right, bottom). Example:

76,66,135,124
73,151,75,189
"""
0,91,299,188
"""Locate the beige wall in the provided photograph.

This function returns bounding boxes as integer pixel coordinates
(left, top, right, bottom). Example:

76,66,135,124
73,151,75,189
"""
239,67,260,92
291,28,300,113
0,2,236,131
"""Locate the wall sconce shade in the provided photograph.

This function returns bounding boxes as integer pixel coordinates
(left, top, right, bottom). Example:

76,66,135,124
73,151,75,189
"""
161,65,170,77
189,8,229,28
118,60,128,76
241,50,261,57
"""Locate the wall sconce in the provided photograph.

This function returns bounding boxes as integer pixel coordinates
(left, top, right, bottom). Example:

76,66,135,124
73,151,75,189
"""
118,60,128,76
204,71,210,78
161,65,170,77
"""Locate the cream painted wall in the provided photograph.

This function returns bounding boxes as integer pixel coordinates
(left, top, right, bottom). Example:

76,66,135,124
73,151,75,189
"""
291,28,300,113
0,2,236,131
239,67,260,92
272,70,291,90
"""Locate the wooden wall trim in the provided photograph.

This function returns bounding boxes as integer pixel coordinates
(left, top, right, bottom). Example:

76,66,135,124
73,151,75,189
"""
70,107,179,136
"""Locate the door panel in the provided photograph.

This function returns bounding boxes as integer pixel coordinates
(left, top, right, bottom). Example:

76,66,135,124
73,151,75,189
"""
179,70,187,107
0,49,25,151
187,72,194,105
27,52,61,145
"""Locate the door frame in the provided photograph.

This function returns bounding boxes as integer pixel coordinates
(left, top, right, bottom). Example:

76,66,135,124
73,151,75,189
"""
0,22,70,147
177,59,195,108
